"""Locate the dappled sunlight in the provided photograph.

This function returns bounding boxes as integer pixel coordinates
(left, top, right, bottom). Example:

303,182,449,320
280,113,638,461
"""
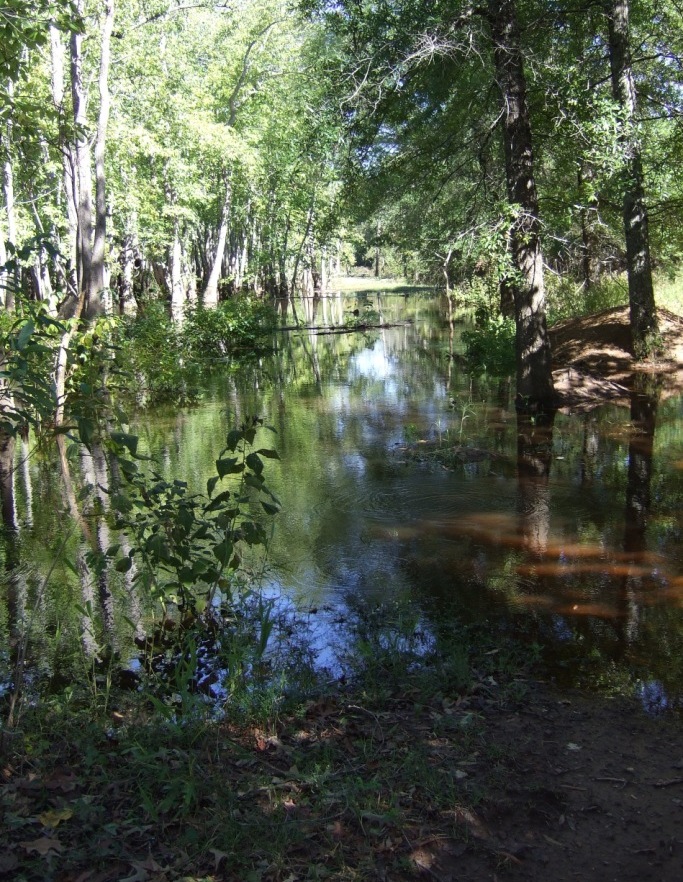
516,561,656,578
555,602,626,618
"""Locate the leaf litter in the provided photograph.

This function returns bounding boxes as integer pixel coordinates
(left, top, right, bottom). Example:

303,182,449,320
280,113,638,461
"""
2,668,683,881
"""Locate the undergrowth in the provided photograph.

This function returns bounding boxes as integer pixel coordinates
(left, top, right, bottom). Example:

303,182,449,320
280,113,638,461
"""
0,595,535,882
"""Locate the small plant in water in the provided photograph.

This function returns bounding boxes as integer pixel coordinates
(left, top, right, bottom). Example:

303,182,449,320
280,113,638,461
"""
108,417,281,616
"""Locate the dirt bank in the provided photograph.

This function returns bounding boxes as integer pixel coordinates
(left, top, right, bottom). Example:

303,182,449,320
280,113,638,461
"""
550,306,683,410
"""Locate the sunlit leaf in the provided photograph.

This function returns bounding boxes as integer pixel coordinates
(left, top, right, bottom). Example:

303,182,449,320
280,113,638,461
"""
38,808,73,828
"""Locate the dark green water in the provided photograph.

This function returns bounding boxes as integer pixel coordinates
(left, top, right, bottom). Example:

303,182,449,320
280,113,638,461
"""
3,288,683,709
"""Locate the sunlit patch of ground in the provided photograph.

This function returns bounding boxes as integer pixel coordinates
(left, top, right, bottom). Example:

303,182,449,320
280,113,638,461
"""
550,306,683,409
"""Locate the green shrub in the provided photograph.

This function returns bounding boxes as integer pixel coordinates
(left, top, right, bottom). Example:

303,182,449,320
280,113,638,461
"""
546,275,628,323
181,297,277,360
654,272,683,315
118,302,201,405
462,314,516,375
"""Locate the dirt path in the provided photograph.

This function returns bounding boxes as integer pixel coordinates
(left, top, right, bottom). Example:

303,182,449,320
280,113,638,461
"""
449,683,683,882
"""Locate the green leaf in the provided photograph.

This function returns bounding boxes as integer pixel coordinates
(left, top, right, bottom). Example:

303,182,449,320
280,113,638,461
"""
216,456,243,477
118,459,138,478
146,534,171,561
207,475,219,497
245,452,263,475
16,320,35,350
256,448,280,459
244,473,264,490
77,417,94,448
226,429,241,451
213,539,234,566
204,489,232,512
261,501,280,515
115,556,133,573
241,521,266,546
110,431,139,456
177,506,195,532
111,492,133,514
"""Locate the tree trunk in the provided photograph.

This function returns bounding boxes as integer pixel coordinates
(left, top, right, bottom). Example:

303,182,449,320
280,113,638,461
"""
118,232,136,314
170,220,185,322
578,162,600,290
3,80,17,311
291,200,315,294
487,0,555,413
90,0,115,318
51,23,79,300
70,16,94,313
203,177,232,308
0,222,6,309
605,0,658,358
374,219,381,278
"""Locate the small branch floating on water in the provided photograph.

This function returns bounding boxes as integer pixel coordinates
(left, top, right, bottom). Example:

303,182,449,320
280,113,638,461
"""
278,321,413,334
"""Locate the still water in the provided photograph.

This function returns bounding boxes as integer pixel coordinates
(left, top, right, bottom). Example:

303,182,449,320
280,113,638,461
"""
3,288,683,707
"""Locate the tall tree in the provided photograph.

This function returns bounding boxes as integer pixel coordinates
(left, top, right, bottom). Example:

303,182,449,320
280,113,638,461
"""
486,0,555,410
304,0,556,409
605,0,659,357
91,0,115,316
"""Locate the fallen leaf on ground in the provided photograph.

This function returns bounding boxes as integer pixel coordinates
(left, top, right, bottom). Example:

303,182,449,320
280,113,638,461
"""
209,848,229,871
39,807,73,828
44,770,78,792
19,837,62,856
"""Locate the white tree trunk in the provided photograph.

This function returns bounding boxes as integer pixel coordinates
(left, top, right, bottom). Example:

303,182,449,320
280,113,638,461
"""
90,0,114,318
202,178,231,308
51,24,78,297
170,221,185,322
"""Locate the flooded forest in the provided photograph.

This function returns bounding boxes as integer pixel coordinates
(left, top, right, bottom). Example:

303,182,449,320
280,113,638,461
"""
2,1,683,881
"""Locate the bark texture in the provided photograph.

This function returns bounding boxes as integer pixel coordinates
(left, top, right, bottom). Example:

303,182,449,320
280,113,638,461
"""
91,0,115,317
606,0,658,357
487,0,555,411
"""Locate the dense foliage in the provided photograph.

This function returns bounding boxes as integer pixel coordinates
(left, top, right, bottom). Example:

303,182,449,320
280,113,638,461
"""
0,0,681,322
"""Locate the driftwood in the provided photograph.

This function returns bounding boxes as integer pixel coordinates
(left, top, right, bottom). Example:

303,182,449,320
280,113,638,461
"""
278,321,412,335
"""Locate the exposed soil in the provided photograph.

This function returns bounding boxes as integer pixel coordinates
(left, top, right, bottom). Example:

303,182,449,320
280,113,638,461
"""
4,676,683,882
550,305,683,410
448,682,683,882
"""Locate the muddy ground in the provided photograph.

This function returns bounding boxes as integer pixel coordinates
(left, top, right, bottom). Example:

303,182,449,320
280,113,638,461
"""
439,682,683,882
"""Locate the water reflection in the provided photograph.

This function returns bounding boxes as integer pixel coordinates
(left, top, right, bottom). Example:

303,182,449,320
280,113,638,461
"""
2,289,683,707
